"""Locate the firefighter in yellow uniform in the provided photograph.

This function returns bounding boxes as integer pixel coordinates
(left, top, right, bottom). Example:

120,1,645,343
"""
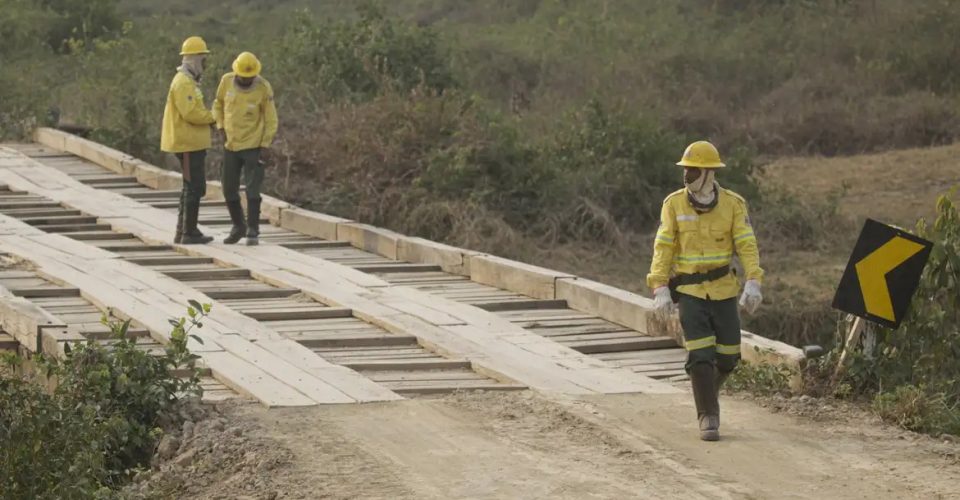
161,36,216,245
647,141,763,441
213,51,278,246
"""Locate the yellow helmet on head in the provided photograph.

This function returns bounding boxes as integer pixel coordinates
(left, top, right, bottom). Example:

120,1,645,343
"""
233,52,262,78
676,140,725,168
180,36,210,56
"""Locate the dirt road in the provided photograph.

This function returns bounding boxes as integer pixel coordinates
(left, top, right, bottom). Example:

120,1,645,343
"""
142,390,960,499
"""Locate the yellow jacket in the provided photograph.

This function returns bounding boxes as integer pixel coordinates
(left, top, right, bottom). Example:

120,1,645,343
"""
161,71,215,153
647,187,763,300
213,74,279,152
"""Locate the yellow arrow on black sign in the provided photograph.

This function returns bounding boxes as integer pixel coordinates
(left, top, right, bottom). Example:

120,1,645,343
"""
833,219,932,329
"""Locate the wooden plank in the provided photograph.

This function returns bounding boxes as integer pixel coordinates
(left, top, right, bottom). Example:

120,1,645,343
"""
593,348,687,362
538,328,638,339
353,263,441,273
39,224,113,233
261,317,377,328
79,176,138,185
161,268,251,281
388,382,525,394
78,328,151,340
469,254,574,300
68,231,134,241
55,312,108,323
203,288,299,300
639,368,688,379
564,336,679,354
297,334,418,349
200,351,317,407
13,287,80,298
327,352,438,362
342,359,471,371
473,299,569,312
627,361,687,372
97,243,170,251
212,335,360,404
527,324,632,337
123,255,214,266
280,240,351,249
21,215,97,225
0,295,67,352
513,318,612,329
254,339,403,402
0,208,81,217
0,334,18,350
367,370,489,382
243,307,353,321
0,201,62,210
313,347,429,357
122,190,181,199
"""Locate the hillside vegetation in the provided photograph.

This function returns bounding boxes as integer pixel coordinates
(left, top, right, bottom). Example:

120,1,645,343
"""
3,0,960,350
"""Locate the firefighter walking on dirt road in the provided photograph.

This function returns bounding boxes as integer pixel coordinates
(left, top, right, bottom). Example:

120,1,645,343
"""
213,51,278,246
161,36,217,245
647,140,764,441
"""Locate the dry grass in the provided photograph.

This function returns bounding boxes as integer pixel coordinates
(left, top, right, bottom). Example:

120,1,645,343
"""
760,143,960,227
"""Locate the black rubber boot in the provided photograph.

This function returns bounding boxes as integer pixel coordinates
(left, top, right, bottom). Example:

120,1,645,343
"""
245,198,261,246
690,363,720,441
181,200,212,245
223,200,246,245
174,195,185,244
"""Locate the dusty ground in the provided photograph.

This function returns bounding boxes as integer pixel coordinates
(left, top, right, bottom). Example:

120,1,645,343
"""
132,390,960,500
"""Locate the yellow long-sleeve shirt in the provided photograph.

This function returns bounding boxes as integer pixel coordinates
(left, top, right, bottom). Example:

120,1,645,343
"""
161,71,215,153
647,187,763,300
213,73,278,152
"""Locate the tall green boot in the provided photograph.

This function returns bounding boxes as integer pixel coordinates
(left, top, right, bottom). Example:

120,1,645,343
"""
245,198,261,246
223,200,246,245
174,195,185,244
690,363,720,441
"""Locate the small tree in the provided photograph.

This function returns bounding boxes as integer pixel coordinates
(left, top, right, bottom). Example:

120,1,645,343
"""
0,302,209,498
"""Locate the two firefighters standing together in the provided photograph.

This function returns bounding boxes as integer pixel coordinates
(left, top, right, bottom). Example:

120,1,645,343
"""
158,36,763,443
160,36,277,246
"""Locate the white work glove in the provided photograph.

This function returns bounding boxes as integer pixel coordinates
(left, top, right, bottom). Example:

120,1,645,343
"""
739,280,762,315
653,286,675,321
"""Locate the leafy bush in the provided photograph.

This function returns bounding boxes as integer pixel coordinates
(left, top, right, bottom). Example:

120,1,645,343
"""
725,360,793,395
38,0,123,52
0,304,208,498
276,3,456,105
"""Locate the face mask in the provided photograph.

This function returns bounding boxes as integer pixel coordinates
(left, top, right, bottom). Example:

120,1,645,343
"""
684,168,717,210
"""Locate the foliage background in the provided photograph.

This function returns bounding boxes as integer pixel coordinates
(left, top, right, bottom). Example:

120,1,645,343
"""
2,0,959,366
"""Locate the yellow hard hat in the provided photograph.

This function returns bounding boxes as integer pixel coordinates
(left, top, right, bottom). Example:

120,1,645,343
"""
232,52,262,78
180,36,210,56
676,141,725,168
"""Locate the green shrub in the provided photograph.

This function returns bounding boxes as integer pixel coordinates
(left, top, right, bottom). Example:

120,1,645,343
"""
840,195,960,397
725,360,793,395
276,2,456,105
0,303,208,499
874,385,960,436
824,194,960,435
38,0,123,52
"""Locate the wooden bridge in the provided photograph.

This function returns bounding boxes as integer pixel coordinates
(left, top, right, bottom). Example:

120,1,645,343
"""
0,128,802,407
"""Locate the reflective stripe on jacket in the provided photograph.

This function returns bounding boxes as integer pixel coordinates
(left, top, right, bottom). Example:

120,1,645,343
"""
213,73,279,152
161,71,215,153
647,187,763,300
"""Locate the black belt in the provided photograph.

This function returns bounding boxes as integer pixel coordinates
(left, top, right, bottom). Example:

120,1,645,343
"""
667,265,731,303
